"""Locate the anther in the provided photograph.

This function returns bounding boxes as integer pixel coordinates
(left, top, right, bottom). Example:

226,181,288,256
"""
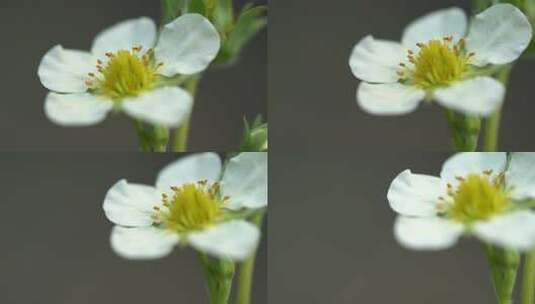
483,170,493,176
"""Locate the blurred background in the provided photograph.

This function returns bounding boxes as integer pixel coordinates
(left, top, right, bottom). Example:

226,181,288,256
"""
270,151,514,303
0,153,266,303
271,0,535,152
2,0,266,150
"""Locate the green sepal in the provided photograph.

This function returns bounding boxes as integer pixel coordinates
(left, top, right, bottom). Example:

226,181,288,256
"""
161,0,187,24
444,110,481,152
485,244,520,304
161,0,210,24
472,0,523,12
198,253,236,304
134,120,170,152
214,4,267,65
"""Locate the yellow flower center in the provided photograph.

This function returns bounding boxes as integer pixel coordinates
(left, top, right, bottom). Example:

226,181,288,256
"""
86,47,162,99
443,173,509,224
399,37,474,89
152,181,228,233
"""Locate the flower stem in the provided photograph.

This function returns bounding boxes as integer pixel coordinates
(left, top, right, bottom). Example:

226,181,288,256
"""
173,76,200,152
236,209,266,304
134,120,169,152
484,108,502,152
445,109,481,152
485,244,520,304
199,253,236,304
522,251,535,304
483,65,512,152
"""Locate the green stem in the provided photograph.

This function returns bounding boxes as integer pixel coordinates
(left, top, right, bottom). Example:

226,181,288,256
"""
445,109,481,152
198,253,236,304
483,65,512,152
485,244,520,304
134,120,169,152
173,76,201,152
522,251,535,304
236,209,266,304
484,108,502,152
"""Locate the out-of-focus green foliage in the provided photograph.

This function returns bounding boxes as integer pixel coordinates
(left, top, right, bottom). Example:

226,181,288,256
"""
161,0,267,66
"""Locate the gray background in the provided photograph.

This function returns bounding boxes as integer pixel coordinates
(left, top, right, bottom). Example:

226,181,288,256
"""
271,0,535,152
2,0,266,151
270,151,513,303
0,153,266,304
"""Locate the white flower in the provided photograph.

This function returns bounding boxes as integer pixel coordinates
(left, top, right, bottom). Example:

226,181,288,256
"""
38,14,221,127
349,4,532,116
388,153,535,251
103,152,268,260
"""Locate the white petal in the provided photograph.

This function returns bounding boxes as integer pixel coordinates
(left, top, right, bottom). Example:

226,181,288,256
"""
402,7,467,49
394,216,463,250
221,153,268,210
349,35,405,83
111,226,179,260
357,82,425,115
440,152,507,186
91,17,157,57
189,220,260,261
38,45,96,93
44,92,113,127
506,153,535,200
434,77,505,117
155,14,221,76
466,4,532,66
121,87,193,128
103,179,162,227
474,211,535,251
387,170,446,217
156,153,222,192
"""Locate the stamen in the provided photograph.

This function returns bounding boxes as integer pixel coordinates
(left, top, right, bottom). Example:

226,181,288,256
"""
397,35,473,89
154,182,227,233
86,48,161,98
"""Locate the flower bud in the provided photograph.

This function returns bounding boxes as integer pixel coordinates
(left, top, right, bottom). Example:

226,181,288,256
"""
240,116,268,152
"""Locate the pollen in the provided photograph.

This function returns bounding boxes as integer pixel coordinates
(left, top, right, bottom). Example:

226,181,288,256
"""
444,174,509,224
398,37,474,89
86,46,163,99
152,181,227,233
